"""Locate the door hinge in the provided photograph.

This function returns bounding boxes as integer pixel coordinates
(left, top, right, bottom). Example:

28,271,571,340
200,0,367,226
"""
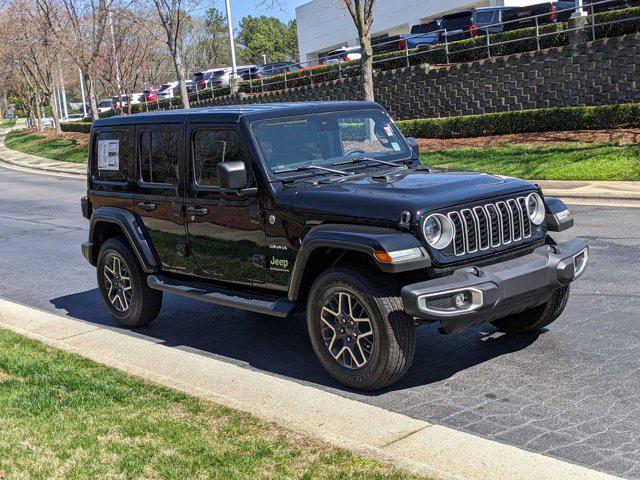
176,244,190,257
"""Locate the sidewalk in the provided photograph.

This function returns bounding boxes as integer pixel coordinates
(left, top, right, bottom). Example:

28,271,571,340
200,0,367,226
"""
1,126,639,201
0,298,621,480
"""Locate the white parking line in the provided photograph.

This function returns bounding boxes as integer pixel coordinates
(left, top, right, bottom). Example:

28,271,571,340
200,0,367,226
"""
0,298,622,480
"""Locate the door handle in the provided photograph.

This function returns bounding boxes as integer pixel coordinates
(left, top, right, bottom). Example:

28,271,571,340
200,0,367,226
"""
137,202,156,212
186,206,209,217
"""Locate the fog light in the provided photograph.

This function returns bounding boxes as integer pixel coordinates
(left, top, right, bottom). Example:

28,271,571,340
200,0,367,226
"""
420,288,484,316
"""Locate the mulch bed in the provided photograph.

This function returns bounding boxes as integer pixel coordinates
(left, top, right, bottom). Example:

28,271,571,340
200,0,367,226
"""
27,129,90,148
418,129,640,151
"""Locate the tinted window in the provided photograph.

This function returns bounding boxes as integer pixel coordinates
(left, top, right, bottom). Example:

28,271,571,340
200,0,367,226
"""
475,10,498,25
140,130,180,185
442,12,473,29
192,129,247,187
93,130,132,183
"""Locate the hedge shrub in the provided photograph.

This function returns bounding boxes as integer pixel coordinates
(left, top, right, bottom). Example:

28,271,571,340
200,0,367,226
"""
591,6,640,39
61,121,91,134
396,103,640,139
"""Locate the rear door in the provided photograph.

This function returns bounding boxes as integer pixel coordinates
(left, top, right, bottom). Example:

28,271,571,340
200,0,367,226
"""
184,123,267,286
134,124,189,272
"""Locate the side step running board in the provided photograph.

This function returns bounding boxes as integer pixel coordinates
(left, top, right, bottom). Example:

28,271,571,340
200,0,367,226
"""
147,275,296,318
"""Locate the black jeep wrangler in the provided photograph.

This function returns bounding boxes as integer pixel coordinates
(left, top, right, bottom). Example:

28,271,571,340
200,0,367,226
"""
81,102,588,390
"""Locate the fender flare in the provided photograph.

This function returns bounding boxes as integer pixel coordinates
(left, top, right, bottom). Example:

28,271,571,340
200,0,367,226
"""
88,207,159,273
288,223,430,301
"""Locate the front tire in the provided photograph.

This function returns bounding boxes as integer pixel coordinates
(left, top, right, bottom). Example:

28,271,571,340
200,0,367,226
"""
307,265,416,391
491,286,570,333
97,238,163,328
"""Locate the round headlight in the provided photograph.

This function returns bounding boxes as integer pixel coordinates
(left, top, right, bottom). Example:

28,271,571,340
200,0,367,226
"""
423,214,454,249
526,192,545,225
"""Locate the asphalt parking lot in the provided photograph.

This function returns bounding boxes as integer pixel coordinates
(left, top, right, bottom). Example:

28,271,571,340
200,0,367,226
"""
1,165,639,479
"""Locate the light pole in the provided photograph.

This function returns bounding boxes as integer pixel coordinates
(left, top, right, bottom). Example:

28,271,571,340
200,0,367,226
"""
572,0,587,17
225,0,240,93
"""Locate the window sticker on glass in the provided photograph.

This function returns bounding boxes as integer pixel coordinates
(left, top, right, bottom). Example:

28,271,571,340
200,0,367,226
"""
391,142,401,152
97,139,120,171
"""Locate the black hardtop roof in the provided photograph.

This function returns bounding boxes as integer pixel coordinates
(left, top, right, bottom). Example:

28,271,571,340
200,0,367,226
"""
92,101,381,127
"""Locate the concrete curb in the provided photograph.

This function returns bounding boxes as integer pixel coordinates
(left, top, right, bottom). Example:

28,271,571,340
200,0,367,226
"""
0,298,622,480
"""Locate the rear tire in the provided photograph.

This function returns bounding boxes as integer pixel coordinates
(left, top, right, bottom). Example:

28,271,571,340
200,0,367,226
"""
307,265,415,391
97,238,162,328
491,286,570,333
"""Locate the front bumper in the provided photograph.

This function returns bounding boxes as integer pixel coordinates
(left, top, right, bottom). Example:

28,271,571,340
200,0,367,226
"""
401,239,588,334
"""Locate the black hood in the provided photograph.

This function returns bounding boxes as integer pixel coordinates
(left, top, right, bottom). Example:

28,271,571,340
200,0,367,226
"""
287,169,537,223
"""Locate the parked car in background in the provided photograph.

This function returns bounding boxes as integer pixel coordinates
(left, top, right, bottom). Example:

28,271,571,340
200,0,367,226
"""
187,69,227,92
96,100,112,114
439,11,478,42
142,88,159,103
472,6,516,34
112,94,142,109
239,65,262,80
65,113,85,122
372,20,441,54
502,1,575,30
323,46,362,65
260,62,300,77
157,82,180,100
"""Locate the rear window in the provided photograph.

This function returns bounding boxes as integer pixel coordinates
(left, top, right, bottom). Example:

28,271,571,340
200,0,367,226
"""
474,10,499,25
441,12,473,29
410,22,440,34
92,130,132,183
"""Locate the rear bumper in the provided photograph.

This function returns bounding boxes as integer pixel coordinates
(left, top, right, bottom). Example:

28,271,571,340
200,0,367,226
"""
401,239,588,334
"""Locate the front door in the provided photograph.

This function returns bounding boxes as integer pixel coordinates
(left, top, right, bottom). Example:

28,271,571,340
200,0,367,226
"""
185,124,267,285
134,124,188,272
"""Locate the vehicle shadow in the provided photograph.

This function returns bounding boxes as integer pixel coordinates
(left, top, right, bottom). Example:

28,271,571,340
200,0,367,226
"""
50,289,540,395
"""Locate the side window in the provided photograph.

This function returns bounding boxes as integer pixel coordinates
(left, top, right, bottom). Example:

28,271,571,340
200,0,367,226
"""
92,130,132,182
192,129,247,188
140,130,180,185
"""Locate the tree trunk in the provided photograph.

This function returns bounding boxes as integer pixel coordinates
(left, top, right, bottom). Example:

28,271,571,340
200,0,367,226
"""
35,90,44,131
170,43,190,109
49,91,62,133
85,73,100,121
359,34,375,102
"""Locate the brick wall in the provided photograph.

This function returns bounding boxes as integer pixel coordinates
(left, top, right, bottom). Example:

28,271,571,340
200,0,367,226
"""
189,34,640,120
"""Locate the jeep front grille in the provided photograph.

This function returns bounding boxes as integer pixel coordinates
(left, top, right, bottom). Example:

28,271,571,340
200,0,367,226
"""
447,196,533,256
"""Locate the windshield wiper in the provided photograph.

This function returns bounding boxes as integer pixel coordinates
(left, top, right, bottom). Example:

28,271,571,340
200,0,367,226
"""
332,156,405,168
275,165,352,176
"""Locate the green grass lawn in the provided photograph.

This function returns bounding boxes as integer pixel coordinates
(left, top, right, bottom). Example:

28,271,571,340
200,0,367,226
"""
421,143,640,181
0,118,17,128
4,130,87,164
0,329,427,480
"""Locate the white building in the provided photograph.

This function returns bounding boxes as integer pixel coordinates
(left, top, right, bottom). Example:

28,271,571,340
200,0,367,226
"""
295,0,552,63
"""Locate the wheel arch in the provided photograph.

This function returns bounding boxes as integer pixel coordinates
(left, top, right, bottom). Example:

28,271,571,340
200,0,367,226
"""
288,223,430,301
87,207,159,273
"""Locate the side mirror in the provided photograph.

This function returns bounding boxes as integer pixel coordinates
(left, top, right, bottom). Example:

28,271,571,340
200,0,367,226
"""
406,137,420,158
217,161,248,190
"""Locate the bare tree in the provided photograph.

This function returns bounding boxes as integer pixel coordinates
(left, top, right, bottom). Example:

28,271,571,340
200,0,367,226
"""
41,0,112,121
335,0,375,102
151,0,191,108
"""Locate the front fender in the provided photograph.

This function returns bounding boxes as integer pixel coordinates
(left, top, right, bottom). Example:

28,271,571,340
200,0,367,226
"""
88,207,159,273
288,224,430,300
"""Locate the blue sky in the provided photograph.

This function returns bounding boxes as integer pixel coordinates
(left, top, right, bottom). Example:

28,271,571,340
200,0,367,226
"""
227,0,309,28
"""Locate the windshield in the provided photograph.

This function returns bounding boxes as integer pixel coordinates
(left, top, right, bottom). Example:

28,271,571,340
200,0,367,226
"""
251,109,411,174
